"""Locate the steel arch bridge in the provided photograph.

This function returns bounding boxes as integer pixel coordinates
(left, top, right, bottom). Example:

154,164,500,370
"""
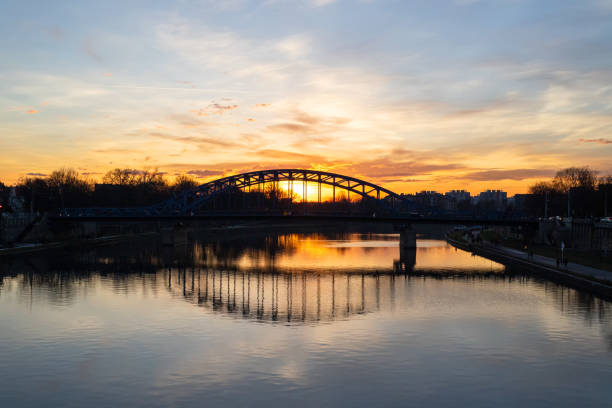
64,169,415,217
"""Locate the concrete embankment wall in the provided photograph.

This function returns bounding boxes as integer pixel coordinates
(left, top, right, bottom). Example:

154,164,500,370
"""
0,214,47,245
447,237,612,299
1,218,162,255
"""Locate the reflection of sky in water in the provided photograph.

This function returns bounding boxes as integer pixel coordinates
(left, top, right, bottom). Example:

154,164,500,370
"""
0,233,611,407
237,235,503,272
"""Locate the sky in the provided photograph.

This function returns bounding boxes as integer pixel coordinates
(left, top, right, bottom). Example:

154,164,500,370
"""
1,0,611,195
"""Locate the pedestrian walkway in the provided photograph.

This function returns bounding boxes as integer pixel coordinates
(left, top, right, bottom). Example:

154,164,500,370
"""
498,245,612,284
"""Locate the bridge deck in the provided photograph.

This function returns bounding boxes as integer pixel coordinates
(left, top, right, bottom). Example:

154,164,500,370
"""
50,213,537,226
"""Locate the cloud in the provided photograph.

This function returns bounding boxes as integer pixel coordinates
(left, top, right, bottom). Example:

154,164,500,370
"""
291,136,333,148
255,149,324,161
208,103,238,114
191,109,208,117
93,148,138,154
579,138,612,145
351,160,465,179
26,109,37,114
190,104,239,117
186,169,225,178
168,148,188,157
267,123,312,133
255,103,270,108
149,132,235,147
26,172,47,177
82,38,103,63
275,35,311,58
247,118,256,122
293,112,320,125
43,25,64,41
106,85,248,93
460,169,554,181
8,72,111,109
155,20,308,82
311,0,336,6
266,111,350,135
378,178,428,183
104,72,112,77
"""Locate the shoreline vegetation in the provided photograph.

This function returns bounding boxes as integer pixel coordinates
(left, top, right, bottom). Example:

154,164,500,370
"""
0,166,610,218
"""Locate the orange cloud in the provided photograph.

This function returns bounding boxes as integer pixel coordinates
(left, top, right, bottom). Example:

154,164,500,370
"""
255,103,270,108
104,72,112,77
579,138,612,145
267,111,351,135
191,104,238,116
191,109,208,116
248,118,256,122
459,168,554,181
255,149,325,162
186,169,224,178
267,123,311,133
149,132,234,147
26,109,37,114
209,103,237,114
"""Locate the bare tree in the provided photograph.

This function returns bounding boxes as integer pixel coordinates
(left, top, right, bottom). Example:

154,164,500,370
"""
173,174,199,192
529,180,556,195
135,168,167,189
552,167,597,193
46,168,93,209
102,168,139,185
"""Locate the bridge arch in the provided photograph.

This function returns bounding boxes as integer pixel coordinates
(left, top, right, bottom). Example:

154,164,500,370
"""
159,169,408,215
63,169,414,217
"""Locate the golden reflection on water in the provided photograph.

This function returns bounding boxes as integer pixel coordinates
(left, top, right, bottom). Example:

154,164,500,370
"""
1,233,612,407
168,268,402,323
230,234,504,273
157,234,507,323
0,233,610,331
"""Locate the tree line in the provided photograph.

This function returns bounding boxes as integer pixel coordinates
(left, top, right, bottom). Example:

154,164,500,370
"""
0,168,200,213
527,167,612,217
1,166,610,217
0,167,357,214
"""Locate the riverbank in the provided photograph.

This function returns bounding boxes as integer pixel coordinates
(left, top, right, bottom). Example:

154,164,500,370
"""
0,231,159,257
446,235,612,298
0,220,371,257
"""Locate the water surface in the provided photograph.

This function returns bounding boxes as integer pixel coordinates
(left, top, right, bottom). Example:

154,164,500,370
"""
1,230,611,407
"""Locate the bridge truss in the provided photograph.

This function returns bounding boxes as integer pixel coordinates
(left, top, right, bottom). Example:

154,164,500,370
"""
63,169,414,217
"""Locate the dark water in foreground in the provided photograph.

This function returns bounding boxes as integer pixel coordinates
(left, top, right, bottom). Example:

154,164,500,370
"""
1,230,611,407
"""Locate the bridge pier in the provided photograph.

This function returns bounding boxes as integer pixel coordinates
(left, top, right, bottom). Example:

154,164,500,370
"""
399,224,417,249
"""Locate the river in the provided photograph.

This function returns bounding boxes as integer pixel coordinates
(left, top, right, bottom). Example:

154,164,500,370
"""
1,228,611,407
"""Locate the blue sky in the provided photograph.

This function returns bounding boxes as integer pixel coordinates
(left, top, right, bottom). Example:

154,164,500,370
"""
1,0,611,193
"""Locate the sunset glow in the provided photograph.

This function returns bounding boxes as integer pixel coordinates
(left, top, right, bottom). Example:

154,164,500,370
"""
1,1,611,195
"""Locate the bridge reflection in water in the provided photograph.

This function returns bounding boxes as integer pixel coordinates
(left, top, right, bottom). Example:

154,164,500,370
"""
3,232,612,406
161,234,505,323
168,268,412,323
1,232,611,336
